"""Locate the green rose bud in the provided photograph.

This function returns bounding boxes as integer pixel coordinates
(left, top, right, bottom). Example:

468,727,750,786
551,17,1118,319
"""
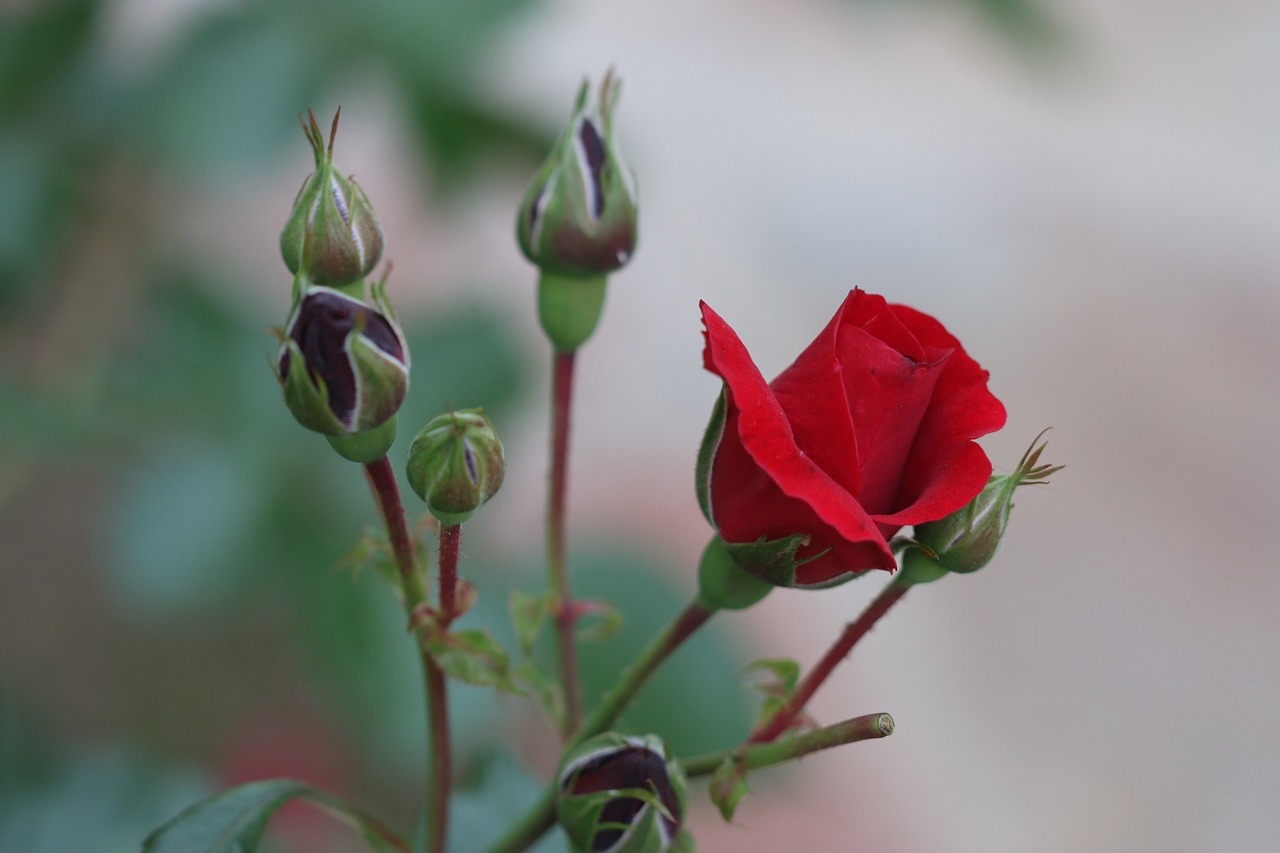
557,733,688,853
280,109,384,288
517,69,638,279
405,408,505,525
904,431,1062,581
275,282,408,443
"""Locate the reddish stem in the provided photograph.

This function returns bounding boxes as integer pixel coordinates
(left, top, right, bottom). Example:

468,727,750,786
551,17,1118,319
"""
364,456,447,853
438,524,462,626
365,455,419,591
750,577,910,744
424,655,450,853
548,349,582,734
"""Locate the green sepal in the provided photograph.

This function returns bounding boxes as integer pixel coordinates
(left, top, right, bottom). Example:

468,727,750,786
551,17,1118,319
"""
277,334,348,435
708,755,750,823
538,271,607,352
693,390,726,526
670,830,697,853
559,785,672,853
345,323,409,433
426,628,523,694
721,532,812,589
896,545,950,587
326,416,397,464
695,535,772,611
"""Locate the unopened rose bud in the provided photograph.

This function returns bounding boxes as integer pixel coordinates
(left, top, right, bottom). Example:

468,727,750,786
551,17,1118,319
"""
517,70,638,279
275,283,408,446
405,408,505,525
280,109,384,288
557,733,687,853
906,432,1062,579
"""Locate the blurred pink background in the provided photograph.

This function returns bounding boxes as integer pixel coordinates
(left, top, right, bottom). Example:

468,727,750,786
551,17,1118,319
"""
16,0,1280,849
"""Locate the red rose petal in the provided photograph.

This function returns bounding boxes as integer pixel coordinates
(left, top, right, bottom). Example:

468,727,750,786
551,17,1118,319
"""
700,302,893,578
869,303,1007,526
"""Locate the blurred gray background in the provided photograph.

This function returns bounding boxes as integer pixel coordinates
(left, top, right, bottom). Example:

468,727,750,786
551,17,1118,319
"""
1,0,1277,851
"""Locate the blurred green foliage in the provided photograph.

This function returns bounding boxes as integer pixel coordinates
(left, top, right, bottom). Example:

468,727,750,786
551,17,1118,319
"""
0,2,756,849
0,1,1059,850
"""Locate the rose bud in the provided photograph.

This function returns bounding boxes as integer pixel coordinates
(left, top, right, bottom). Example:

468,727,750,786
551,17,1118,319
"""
903,431,1062,581
280,109,384,288
557,733,689,853
275,283,408,450
517,69,637,280
405,408,505,525
696,288,1007,589
517,70,638,352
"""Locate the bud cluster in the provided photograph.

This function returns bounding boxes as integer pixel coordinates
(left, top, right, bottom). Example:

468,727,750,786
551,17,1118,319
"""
271,110,408,462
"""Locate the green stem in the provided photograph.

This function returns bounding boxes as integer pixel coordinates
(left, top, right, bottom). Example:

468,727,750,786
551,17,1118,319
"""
480,597,719,853
573,599,716,748
750,575,910,744
548,348,582,735
682,712,895,778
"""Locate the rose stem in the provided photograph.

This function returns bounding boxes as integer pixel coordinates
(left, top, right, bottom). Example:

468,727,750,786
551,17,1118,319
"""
548,348,583,735
681,712,895,778
364,456,450,853
424,523,463,853
479,597,719,853
750,575,911,744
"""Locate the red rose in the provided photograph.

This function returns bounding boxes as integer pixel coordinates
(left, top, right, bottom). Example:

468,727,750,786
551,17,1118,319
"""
697,289,1006,588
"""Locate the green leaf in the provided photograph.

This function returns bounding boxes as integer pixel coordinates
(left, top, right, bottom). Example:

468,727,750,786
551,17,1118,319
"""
512,661,565,733
142,778,409,853
744,658,801,699
509,589,554,656
574,599,623,645
708,756,750,823
428,629,523,694
338,525,400,592
744,658,803,732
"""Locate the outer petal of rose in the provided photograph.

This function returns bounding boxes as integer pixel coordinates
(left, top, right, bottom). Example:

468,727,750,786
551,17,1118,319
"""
709,396,897,583
700,302,892,571
871,304,1007,527
830,292,946,515
768,293,864,498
